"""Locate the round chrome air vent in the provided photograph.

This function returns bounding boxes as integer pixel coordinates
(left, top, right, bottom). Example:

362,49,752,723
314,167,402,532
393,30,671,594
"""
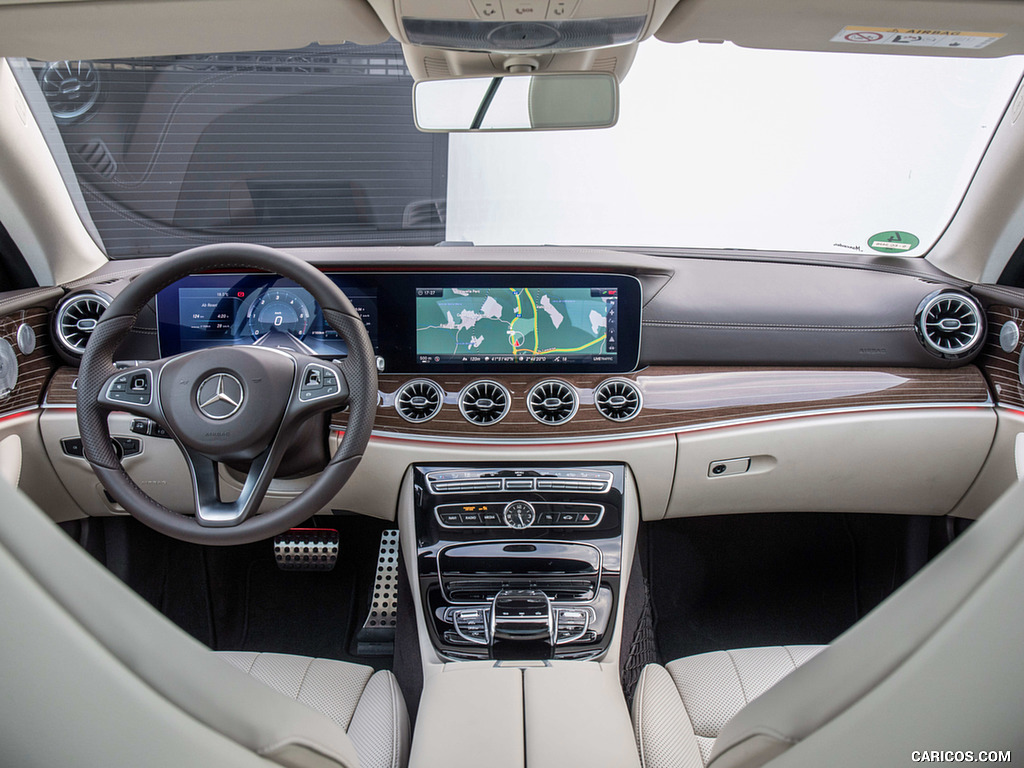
594,378,642,422
458,380,511,426
55,292,109,356
528,380,578,425
915,291,985,359
394,379,443,423
39,61,101,121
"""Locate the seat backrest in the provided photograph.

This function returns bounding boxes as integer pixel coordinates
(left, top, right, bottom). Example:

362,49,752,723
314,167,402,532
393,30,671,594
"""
708,479,1024,768
0,481,363,768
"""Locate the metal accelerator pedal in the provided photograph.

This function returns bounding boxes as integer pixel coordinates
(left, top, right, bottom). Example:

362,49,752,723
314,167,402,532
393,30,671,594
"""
273,528,340,571
355,528,400,655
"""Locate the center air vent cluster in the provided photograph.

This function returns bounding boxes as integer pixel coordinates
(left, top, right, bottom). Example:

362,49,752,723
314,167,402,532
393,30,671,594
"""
395,379,443,423
528,380,578,424
915,291,985,360
55,292,109,356
458,380,511,425
594,379,642,422
391,377,641,426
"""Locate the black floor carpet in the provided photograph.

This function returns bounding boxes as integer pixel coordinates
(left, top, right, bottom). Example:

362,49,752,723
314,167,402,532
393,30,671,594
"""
70,514,394,670
645,512,931,662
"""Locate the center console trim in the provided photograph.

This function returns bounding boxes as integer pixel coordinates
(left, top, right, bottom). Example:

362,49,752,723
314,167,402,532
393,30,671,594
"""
398,465,640,674
436,539,604,605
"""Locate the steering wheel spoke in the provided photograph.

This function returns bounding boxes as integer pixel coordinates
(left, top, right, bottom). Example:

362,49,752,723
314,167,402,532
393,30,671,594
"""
182,443,287,527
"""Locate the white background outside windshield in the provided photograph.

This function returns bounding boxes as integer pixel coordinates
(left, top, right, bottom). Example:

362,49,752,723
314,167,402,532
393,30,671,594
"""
446,40,1024,255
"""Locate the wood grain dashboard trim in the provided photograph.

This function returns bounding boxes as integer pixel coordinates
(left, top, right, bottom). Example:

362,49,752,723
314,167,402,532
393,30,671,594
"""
45,363,992,443
0,308,57,418
979,305,1024,410
331,366,991,442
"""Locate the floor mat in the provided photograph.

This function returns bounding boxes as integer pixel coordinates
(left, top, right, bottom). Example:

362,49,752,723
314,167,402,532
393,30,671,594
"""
646,512,918,662
74,514,393,669
205,515,392,668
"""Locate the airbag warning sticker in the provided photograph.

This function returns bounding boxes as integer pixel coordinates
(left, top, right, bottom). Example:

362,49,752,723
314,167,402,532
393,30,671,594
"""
832,26,1005,50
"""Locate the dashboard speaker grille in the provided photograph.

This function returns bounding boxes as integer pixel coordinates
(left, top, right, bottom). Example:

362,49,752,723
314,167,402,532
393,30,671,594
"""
594,378,642,422
916,291,984,359
528,380,579,425
395,379,443,423
55,293,109,355
459,380,511,425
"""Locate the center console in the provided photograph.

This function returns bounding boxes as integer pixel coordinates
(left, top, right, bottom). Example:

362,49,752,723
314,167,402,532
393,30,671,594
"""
412,462,626,661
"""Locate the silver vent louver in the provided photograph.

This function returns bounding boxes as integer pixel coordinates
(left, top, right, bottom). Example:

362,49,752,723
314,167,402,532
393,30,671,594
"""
528,380,579,425
394,379,443,423
594,378,642,422
458,380,511,426
55,293,109,355
915,291,985,359
39,61,101,121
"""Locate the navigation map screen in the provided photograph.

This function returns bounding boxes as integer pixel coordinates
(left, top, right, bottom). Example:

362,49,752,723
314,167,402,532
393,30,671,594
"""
416,286,619,366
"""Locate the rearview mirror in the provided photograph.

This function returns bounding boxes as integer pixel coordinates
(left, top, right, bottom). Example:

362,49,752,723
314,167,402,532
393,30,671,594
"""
413,73,618,132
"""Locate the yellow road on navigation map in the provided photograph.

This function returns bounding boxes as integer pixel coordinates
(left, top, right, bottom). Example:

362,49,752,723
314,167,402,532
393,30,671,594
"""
507,288,606,356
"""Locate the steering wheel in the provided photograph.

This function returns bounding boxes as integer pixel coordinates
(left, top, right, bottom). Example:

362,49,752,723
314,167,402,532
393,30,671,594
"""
76,244,377,545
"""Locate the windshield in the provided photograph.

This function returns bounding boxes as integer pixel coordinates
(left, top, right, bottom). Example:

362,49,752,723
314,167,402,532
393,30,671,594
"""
14,39,1024,258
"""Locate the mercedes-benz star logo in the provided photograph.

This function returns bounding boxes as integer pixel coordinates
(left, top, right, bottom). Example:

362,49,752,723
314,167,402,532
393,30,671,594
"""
196,373,244,420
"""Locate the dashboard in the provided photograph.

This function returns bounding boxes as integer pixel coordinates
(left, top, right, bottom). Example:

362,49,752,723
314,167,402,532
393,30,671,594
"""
19,247,1010,524
154,272,643,374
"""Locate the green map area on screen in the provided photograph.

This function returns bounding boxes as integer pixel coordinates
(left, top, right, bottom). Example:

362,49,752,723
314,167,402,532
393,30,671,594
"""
416,287,613,359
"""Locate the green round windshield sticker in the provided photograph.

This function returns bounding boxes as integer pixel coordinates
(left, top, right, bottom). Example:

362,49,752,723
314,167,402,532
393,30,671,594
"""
868,230,920,254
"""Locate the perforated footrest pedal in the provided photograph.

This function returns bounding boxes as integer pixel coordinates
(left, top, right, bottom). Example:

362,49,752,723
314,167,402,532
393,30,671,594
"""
355,529,399,655
274,528,339,571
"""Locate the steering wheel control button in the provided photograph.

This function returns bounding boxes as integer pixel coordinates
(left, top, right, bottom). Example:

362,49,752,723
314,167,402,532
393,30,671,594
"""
298,363,342,402
106,369,153,405
196,372,244,419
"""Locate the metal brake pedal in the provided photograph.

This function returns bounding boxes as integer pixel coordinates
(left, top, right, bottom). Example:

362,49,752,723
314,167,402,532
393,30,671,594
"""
273,528,339,571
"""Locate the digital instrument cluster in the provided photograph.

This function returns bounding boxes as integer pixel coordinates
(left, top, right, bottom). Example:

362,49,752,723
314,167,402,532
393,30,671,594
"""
157,275,377,357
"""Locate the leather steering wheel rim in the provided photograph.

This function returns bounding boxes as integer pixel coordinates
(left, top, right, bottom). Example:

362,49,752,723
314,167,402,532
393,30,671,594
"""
76,243,378,545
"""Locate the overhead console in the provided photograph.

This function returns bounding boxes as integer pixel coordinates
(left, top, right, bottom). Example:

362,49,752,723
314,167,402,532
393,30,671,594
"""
383,0,662,52
154,271,641,374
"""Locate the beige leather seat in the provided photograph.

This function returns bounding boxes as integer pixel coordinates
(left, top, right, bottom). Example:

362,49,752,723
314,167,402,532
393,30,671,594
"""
632,646,825,767
631,478,1024,768
0,481,409,768
218,652,409,768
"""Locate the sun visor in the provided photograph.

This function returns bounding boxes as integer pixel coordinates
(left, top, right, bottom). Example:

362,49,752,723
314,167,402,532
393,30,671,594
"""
656,0,1024,58
0,0,389,60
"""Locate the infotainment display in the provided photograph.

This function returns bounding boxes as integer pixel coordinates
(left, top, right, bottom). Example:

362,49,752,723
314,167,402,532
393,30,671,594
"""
415,286,620,366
